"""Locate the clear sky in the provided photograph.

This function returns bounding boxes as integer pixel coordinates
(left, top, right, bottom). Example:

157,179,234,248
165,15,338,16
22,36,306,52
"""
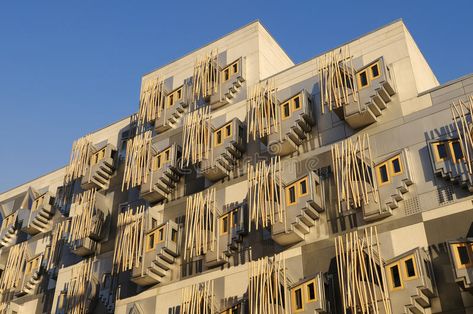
0,0,472,192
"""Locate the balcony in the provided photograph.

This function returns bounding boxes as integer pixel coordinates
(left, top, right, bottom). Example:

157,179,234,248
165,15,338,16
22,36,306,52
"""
200,118,246,181
290,273,328,314
131,220,180,286
16,254,43,297
271,172,324,246
363,149,414,221
267,90,314,156
155,82,191,132
70,210,105,257
448,239,473,290
140,144,182,203
23,192,55,235
331,57,396,129
209,57,246,110
428,138,473,191
81,144,117,191
0,212,18,248
216,205,247,260
385,248,435,313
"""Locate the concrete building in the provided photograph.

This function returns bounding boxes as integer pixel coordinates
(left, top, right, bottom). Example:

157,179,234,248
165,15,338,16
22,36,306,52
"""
1,19,473,313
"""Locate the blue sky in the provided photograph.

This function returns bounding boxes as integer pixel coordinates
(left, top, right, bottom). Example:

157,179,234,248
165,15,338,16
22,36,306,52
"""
0,0,472,192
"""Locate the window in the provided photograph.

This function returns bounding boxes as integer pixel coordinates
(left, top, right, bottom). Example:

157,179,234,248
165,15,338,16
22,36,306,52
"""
433,140,464,163
151,218,157,229
26,256,41,275
221,60,240,82
306,280,316,302
90,148,106,166
292,287,303,312
370,62,381,79
280,94,303,120
376,155,403,186
403,256,417,279
146,226,166,252
171,229,178,242
146,232,155,252
158,228,164,242
452,243,473,269
31,194,46,211
285,176,310,207
388,263,403,290
214,122,233,147
166,87,183,108
220,214,229,235
357,70,369,88
152,148,172,171
232,210,239,228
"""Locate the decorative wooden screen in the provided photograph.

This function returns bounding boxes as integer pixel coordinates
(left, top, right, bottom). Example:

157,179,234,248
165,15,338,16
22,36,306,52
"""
61,258,95,314
67,189,97,244
181,106,212,166
138,76,166,127
122,130,153,191
335,226,392,314
180,280,216,314
192,50,220,103
451,95,473,174
65,135,93,185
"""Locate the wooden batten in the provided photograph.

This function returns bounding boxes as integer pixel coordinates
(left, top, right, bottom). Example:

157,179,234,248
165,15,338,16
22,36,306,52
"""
451,95,473,174
248,254,289,314
335,226,392,314
246,79,280,141
138,76,166,129
68,189,97,244
112,205,145,274
181,106,212,167
184,188,217,260
65,135,94,185
0,242,28,292
247,157,285,231
61,258,95,314
192,49,220,103
317,45,359,113
47,219,70,271
180,280,216,314
122,130,153,191
331,134,378,213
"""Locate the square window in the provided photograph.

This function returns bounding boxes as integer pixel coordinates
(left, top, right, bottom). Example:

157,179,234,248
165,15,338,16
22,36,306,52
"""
404,257,416,278
378,164,389,184
389,264,402,289
451,141,464,161
306,281,316,301
370,63,380,79
358,70,369,88
391,157,402,174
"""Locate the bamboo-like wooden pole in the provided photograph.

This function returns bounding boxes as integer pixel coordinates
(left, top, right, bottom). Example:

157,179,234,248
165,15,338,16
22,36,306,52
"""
67,189,97,244
451,95,473,175
316,45,358,114
137,76,166,129
334,227,392,314
181,106,212,167
65,135,93,185
62,258,95,314
122,130,153,191
180,280,216,314
192,50,220,103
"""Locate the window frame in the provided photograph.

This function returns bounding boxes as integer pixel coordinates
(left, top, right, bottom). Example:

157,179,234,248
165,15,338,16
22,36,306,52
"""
285,176,310,207
357,69,370,89
451,243,473,269
291,286,304,312
401,255,419,281
214,122,233,147
221,60,240,82
306,279,317,302
369,62,381,80
166,86,183,108
387,262,404,291
449,140,465,163
152,147,172,171
376,154,403,186
220,213,230,235
31,193,46,211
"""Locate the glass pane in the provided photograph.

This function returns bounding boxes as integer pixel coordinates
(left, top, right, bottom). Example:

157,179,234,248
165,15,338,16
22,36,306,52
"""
371,63,380,78
293,96,301,109
452,141,464,160
289,186,296,203
294,288,303,309
299,179,307,195
391,157,401,173
283,103,290,117
458,246,470,265
226,125,231,137
405,258,416,277
436,143,448,159
390,265,402,287
359,71,368,87
307,282,315,300
379,164,389,183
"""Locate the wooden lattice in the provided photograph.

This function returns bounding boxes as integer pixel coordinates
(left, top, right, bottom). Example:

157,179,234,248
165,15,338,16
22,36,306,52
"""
180,280,216,314
192,50,220,103
246,80,280,141
122,130,153,191
65,135,93,185
451,95,473,174
317,45,359,113
181,106,212,166
331,134,378,213
68,189,97,244
138,76,166,128
247,157,284,231
61,258,95,314
335,226,392,314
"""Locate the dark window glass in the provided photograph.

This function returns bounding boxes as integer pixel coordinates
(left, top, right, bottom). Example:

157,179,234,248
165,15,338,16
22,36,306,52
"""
307,282,315,300
293,96,301,109
452,141,464,160
152,218,157,229
390,265,402,288
171,229,177,242
216,130,222,144
159,228,164,241
224,69,229,81
299,179,307,195
436,143,448,159
283,103,290,118
289,186,296,204
165,150,170,161
222,216,228,233
392,157,401,174
294,288,303,309
458,246,470,265
405,258,416,277
226,125,231,137
233,63,238,74
359,71,368,87
379,164,389,183
169,94,174,107
148,233,155,249
371,63,380,78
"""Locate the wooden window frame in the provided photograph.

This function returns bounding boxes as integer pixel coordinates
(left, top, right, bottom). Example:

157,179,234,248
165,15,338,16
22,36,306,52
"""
90,148,106,166
432,141,449,162
146,231,156,252
305,279,317,302
376,162,390,186
152,148,171,171
451,243,473,269
357,69,370,89
291,286,304,312
449,140,465,163
298,177,309,197
432,140,465,163
285,176,310,207
220,214,229,235
292,95,301,111
387,262,404,291
221,60,240,82
369,61,381,80
286,185,297,206
376,154,403,186
402,255,418,281
214,122,233,147
166,86,183,108
281,101,291,120
390,155,403,175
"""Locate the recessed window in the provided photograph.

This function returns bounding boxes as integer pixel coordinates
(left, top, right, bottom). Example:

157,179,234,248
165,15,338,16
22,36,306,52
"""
167,87,183,108
434,142,448,160
214,122,232,147
151,218,157,229
282,102,290,119
433,140,465,163
232,211,238,227
391,157,402,174
147,233,155,252
232,63,238,74
286,176,310,206
451,141,464,160
226,125,232,137
378,164,389,183
370,63,380,79
152,147,172,171
457,245,471,265
306,281,316,301
404,257,416,278
358,70,369,88
171,229,178,242
224,69,230,81
377,155,403,185
220,214,229,235
299,179,308,196
293,287,303,311
215,130,222,146
221,60,240,82
293,96,301,110
389,263,402,289
158,228,164,242
287,186,296,205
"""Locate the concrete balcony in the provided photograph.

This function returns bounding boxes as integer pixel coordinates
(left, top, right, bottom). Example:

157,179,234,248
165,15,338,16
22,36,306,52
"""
23,192,55,235
385,248,435,314
131,220,180,286
0,212,18,248
448,239,473,290
81,144,117,191
267,90,314,156
428,138,473,191
16,254,43,297
70,210,105,257
155,82,191,132
140,144,182,203
216,205,247,260
290,273,328,314
363,149,414,221
200,118,246,181
333,57,396,129
271,172,324,246
209,57,246,110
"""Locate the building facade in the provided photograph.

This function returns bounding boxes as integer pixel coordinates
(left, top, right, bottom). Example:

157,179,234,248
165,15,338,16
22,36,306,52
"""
1,20,473,313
